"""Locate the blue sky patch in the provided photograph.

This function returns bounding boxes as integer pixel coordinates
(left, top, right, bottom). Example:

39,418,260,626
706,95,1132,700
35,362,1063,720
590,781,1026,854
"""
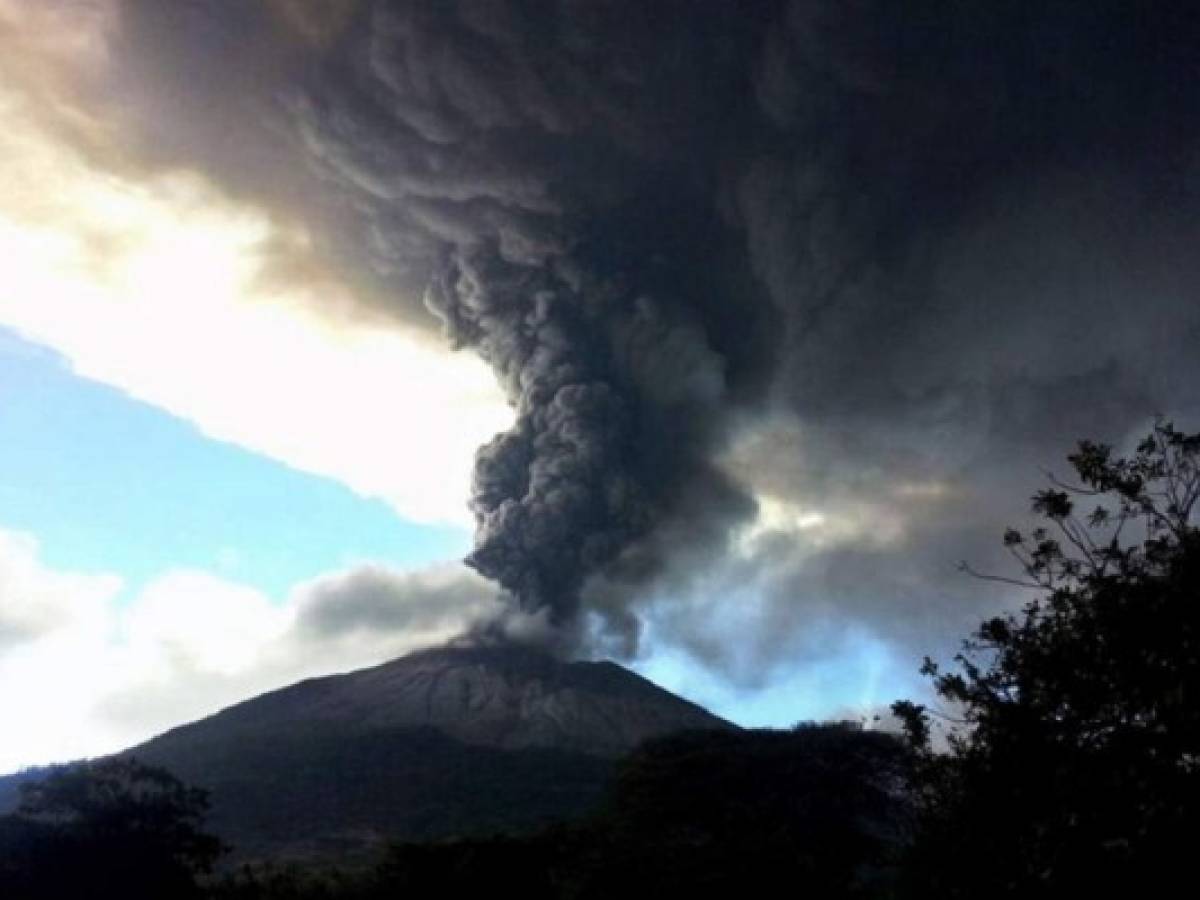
0,328,470,601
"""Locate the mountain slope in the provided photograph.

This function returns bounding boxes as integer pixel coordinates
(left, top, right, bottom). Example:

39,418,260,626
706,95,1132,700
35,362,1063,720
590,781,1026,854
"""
6,645,731,862
145,644,730,759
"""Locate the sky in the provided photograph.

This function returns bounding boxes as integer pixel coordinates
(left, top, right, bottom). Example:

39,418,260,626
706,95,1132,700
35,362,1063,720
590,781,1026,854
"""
2,0,1199,774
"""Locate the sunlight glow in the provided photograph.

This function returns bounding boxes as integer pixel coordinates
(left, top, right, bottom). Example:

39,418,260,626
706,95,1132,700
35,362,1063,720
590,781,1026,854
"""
0,31,510,525
735,494,909,556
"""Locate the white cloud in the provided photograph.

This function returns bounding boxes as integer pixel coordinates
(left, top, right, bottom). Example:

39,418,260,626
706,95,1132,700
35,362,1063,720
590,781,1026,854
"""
0,10,511,525
0,530,119,652
122,573,291,677
0,530,126,769
0,527,493,774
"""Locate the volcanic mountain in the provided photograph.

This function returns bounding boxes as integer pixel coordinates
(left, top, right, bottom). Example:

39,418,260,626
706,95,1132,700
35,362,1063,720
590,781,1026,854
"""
4,645,732,863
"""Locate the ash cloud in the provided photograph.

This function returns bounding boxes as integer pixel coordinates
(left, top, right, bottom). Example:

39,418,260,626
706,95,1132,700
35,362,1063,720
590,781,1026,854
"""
294,563,493,640
279,0,776,643
106,1,1200,669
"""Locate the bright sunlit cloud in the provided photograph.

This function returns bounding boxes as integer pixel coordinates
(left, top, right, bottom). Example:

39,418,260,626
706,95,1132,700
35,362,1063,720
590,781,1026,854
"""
0,527,493,773
0,10,511,525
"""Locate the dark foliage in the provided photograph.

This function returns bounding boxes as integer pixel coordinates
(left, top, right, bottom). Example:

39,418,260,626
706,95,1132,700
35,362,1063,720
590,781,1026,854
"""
208,724,914,899
894,420,1200,897
576,723,912,897
135,723,614,863
0,757,225,900
0,765,49,814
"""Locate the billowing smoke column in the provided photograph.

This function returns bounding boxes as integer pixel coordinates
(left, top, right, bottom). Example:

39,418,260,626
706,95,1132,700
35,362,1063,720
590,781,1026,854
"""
287,1,777,646
245,0,1199,656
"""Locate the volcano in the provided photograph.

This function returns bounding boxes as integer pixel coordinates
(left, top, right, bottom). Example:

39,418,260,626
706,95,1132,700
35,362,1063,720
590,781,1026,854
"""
7,646,732,863
146,644,731,759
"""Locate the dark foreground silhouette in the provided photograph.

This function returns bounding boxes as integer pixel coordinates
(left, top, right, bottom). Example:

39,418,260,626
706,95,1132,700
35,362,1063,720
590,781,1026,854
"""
0,759,223,900
892,420,1199,898
1,725,913,900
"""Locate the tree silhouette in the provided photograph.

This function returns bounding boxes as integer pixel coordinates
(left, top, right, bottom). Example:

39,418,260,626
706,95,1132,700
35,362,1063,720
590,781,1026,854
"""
0,757,224,899
257,724,914,900
894,420,1199,897
564,723,914,897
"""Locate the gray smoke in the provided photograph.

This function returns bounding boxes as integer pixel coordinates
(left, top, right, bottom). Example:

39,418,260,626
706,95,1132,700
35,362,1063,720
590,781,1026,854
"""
107,0,1200,666
278,1,777,647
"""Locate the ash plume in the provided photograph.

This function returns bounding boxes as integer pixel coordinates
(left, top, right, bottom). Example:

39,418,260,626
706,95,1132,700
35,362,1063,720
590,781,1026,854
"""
282,1,777,647
108,0,1200,665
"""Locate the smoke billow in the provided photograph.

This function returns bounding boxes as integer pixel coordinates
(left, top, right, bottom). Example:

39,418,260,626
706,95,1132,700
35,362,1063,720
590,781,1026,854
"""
108,0,1200,665
280,1,780,648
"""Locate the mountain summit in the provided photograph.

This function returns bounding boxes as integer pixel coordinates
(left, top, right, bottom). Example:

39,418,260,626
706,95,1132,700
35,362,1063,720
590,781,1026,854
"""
155,644,730,760
93,645,731,861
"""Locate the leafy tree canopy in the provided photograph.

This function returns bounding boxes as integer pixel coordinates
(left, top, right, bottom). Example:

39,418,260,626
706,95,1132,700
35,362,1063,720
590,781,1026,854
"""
894,420,1199,897
0,757,225,900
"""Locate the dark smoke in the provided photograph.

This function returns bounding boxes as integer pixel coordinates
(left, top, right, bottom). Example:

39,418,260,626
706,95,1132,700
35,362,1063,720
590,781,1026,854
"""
109,0,1200,665
282,0,1200,652
284,1,779,646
